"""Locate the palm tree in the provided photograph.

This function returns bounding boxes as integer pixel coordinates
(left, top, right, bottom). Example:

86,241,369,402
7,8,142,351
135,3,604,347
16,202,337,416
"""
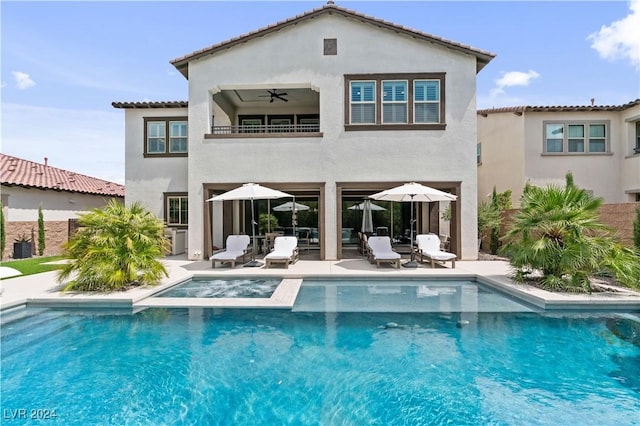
58,200,169,291
501,174,640,291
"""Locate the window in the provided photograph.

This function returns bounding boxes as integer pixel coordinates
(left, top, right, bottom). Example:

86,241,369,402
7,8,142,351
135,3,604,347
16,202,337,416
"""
414,80,440,123
543,121,609,154
169,121,188,153
165,194,188,226
382,80,407,123
636,122,640,153
144,117,188,157
345,73,445,130
476,143,482,165
350,81,376,124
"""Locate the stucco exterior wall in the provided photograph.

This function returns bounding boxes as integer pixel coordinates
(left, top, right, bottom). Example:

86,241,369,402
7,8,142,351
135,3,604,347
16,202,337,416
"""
1,184,121,222
122,107,189,218
186,13,480,260
523,111,626,203
477,113,525,205
621,103,640,200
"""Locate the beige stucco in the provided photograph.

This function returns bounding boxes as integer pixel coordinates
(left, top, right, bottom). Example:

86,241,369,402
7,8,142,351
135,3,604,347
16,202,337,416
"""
121,11,488,261
1,184,121,222
478,105,640,206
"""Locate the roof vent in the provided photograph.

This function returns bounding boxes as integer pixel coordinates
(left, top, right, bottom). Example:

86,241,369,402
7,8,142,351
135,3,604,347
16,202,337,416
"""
327,0,335,4
590,98,595,106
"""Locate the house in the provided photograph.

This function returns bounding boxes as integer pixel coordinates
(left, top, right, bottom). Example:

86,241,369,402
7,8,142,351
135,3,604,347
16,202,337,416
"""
113,2,495,261
0,154,125,258
477,99,640,207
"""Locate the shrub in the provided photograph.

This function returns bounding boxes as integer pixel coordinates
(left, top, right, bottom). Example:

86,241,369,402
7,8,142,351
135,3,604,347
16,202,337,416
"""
38,205,45,256
58,200,169,291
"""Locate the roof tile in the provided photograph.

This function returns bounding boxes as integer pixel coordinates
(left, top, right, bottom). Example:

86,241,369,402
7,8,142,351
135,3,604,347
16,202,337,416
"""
1,154,125,197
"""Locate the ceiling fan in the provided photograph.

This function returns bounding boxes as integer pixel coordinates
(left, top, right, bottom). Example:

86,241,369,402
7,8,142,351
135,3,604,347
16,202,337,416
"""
259,89,288,103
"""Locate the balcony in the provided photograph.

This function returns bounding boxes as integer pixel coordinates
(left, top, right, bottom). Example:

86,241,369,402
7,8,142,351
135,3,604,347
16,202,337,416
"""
207,123,321,138
208,87,321,139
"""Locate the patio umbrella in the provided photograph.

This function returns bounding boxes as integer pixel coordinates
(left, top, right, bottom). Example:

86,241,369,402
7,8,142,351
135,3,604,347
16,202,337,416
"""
348,201,386,211
370,182,457,268
272,201,310,212
207,183,292,267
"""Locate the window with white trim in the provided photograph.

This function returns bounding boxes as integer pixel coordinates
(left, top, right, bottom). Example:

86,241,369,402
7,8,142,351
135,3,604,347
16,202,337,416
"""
345,73,445,130
144,117,188,157
166,194,188,226
414,80,440,123
382,80,407,123
169,121,188,153
350,81,376,124
543,121,609,154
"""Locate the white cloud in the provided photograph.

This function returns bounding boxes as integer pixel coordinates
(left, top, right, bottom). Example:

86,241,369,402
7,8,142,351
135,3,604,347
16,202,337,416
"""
490,70,540,97
588,0,640,69
11,71,36,89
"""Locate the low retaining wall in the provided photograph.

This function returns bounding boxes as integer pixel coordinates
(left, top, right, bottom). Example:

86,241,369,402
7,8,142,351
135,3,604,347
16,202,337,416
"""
2,221,69,260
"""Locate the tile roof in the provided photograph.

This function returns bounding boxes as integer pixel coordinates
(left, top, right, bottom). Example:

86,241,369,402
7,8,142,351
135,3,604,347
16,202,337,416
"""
170,2,496,78
477,99,640,116
111,101,188,109
1,154,125,198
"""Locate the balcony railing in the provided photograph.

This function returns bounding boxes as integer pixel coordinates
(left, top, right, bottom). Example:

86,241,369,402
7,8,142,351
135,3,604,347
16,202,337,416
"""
210,123,320,135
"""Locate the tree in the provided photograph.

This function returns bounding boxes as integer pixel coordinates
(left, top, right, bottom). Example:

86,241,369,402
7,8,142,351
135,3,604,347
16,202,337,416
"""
501,172,640,291
477,200,500,249
0,201,5,261
259,213,278,234
489,187,501,254
37,204,45,256
633,206,640,250
58,200,169,291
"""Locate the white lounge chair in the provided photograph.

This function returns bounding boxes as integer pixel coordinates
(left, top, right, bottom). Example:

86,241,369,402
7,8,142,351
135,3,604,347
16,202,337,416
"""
366,236,401,268
415,234,456,268
209,235,251,268
264,236,299,268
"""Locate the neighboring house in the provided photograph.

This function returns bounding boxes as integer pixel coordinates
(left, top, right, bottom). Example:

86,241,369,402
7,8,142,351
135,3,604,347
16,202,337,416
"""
0,154,125,257
477,100,640,206
113,2,495,260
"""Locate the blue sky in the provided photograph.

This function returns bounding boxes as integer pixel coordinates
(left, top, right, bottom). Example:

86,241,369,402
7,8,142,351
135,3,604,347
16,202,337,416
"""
2,1,638,184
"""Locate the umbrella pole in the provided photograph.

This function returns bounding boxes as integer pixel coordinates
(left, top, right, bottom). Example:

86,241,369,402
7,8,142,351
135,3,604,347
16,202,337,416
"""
403,196,419,268
245,198,263,267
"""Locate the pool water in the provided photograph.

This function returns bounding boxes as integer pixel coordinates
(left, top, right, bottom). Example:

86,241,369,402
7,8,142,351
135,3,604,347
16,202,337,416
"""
157,278,281,298
294,278,537,312
2,307,639,425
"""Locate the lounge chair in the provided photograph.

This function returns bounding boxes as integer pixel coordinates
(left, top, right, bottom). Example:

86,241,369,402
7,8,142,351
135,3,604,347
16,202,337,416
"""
414,234,456,268
209,235,252,268
264,236,299,268
366,236,401,268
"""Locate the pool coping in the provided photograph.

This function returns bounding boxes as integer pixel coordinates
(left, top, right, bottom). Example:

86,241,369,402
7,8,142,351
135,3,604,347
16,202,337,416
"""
1,259,639,312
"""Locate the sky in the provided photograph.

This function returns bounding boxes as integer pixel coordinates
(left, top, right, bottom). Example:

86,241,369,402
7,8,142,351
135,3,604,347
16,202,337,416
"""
2,1,639,185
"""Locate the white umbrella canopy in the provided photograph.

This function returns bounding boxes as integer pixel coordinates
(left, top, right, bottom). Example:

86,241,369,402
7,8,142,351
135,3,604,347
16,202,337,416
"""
272,201,310,212
370,183,457,267
348,201,387,211
207,183,293,266
206,183,292,202
369,182,457,203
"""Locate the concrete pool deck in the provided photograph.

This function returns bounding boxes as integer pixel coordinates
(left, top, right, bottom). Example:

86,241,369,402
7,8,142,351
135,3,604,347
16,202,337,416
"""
1,257,640,312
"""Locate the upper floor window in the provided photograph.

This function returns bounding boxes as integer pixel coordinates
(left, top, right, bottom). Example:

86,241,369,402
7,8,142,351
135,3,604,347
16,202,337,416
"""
635,122,640,154
382,80,407,124
414,80,440,123
350,81,376,124
345,73,445,131
543,121,609,154
476,143,482,165
165,193,188,226
144,117,188,157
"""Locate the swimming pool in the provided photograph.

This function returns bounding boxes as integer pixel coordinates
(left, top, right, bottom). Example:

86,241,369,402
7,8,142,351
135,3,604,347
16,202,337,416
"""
157,278,281,298
2,306,639,425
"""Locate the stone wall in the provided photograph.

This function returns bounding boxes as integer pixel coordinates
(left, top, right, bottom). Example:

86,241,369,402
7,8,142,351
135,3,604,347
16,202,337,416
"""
2,221,69,260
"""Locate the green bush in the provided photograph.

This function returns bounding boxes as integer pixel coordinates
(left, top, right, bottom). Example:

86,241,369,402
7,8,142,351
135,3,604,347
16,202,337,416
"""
58,200,169,291
38,205,45,256
501,173,640,292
